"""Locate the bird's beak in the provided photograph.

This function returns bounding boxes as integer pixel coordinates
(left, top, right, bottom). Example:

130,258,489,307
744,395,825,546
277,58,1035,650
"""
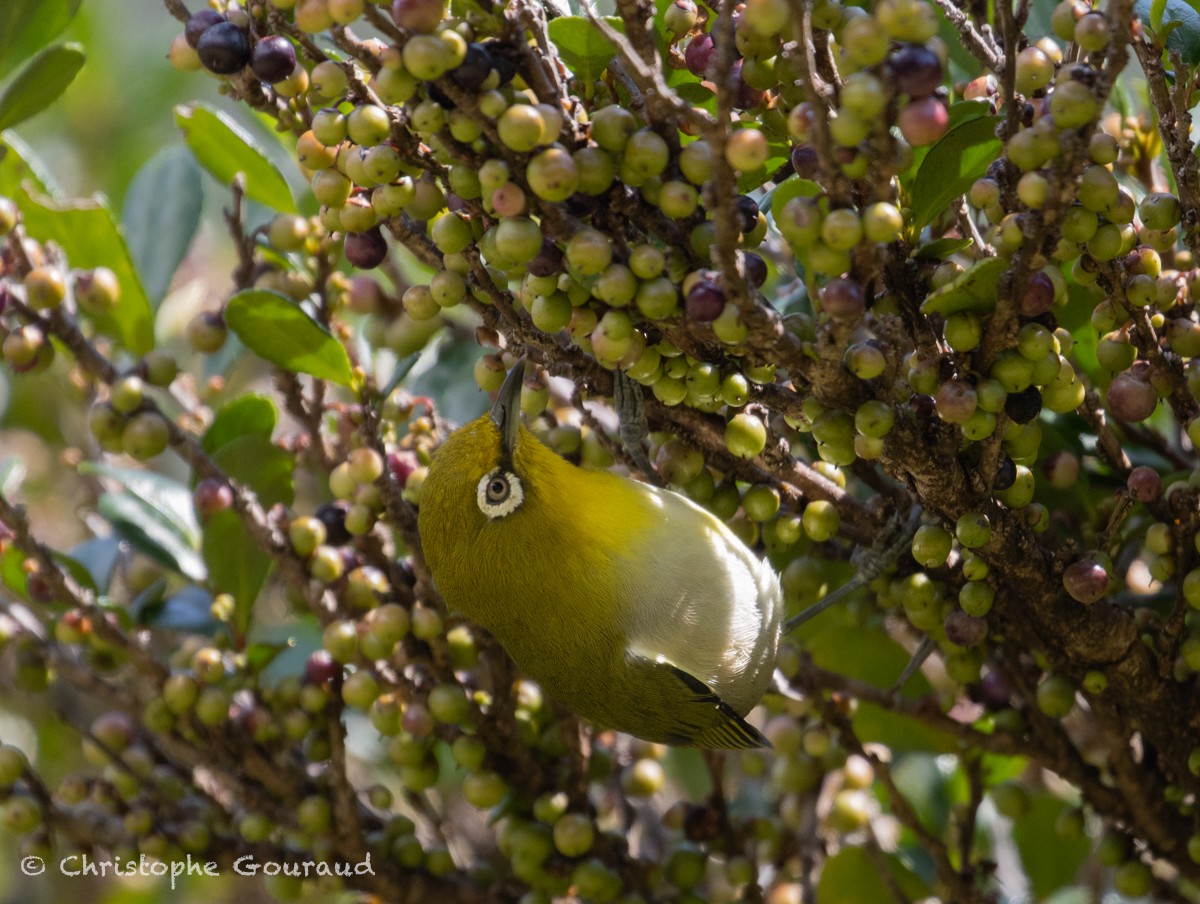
490,356,525,459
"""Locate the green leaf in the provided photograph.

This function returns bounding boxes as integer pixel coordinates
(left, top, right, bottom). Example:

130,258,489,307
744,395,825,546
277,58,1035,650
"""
0,133,55,199
921,256,1008,316
548,16,623,82
1,545,27,597
1012,792,1091,899
210,434,294,508
79,463,201,547
175,103,296,213
98,492,206,582
893,754,968,837
914,237,974,260
202,394,277,455
66,537,122,594
202,510,272,634
763,174,821,214
140,586,219,633
817,846,929,904
122,146,203,307
910,114,1002,232
903,100,995,187
225,289,354,386
0,43,84,132
0,0,81,81
16,183,154,353
1134,0,1200,64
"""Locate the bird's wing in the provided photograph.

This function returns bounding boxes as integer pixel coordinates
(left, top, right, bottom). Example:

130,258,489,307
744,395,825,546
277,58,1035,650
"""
626,655,771,750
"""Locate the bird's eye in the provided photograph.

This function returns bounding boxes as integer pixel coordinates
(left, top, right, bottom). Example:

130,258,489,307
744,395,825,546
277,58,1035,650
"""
486,476,510,503
476,469,524,519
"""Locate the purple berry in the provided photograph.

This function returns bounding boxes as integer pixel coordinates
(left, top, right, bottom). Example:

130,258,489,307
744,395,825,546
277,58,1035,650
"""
686,279,726,322
685,33,715,77
1106,371,1157,422
344,227,389,269
196,21,251,75
1126,465,1161,503
251,35,297,83
451,43,493,91
1020,271,1056,316
1004,386,1043,424
790,144,819,178
820,278,865,320
887,43,943,98
735,195,760,234
743,252,767,289
185,9,224,48
1063,558,1109,604
527,240,563,278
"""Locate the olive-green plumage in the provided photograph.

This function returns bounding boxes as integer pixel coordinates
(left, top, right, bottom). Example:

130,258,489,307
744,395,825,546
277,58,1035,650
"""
417,363,781,748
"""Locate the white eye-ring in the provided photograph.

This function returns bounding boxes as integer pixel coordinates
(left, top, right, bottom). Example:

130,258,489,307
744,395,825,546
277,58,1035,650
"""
477,470,524,519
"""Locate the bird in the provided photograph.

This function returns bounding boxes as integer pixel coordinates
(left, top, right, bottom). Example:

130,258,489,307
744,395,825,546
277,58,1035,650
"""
417,358,782,748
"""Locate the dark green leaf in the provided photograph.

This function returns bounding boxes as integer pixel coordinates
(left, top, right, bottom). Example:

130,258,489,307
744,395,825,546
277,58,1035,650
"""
1134,0,1200,64
548,16,623,83
122,146,203,306
0,133,55,199
893,754,968,837
914,237,974,259
175,103,296,213
1012,792,1091,899
150,586,219,633
202,510,272,634
0,0,81,81
66,537,122,594
80,463,200,547
1,546,27,597
817,846,929,904
764,175,821,214
246,639,295,673
202,394,278,455
210,434,294,508
904,101,995,187
0,43,84,132
408,333,488,424
910,114,1003,232
17,184,154,353
225,289,354,386
98,492,206,582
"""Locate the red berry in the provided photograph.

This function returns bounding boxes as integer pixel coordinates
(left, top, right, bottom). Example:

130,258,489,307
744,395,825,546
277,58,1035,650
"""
820,278,865,320
1126,465,1161,503
897,96,949,146
685,33,715,76
1020,271,1056,316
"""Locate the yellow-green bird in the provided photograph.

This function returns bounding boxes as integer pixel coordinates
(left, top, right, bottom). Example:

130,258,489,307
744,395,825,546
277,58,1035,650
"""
417,359,782,748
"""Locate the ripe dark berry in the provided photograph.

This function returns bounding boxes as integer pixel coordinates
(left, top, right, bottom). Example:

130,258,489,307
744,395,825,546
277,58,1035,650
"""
185,9,224,48
315,502,352,547
305,650,339,685
820,278,865,320
685,33,715,77
344,227,389,269
944,610,988,647
251,36,296,84
992,456,1017,491
193,478,234,522
790,144,819,178
196,22,251,75
392,0,445,33
481,39,517,84
427,82,455,109
1004,386,1043,424
451,43,493,91
1106,371,1157,422
527,240,564,278
1063,558,1109,604
735,195,760,234
1020,271,1056,316
685,279,726,322
1126,465,1162,503
888,44,943,98
743,251,767,288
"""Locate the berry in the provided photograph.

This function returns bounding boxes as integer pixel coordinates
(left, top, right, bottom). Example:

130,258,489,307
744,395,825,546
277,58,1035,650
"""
251,36,297,83
196,22,251,75
345,228,389,269
1063,558,1108,604
887,44,942,97
685,279,725,323
820,278,865,320
185,9,224,47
